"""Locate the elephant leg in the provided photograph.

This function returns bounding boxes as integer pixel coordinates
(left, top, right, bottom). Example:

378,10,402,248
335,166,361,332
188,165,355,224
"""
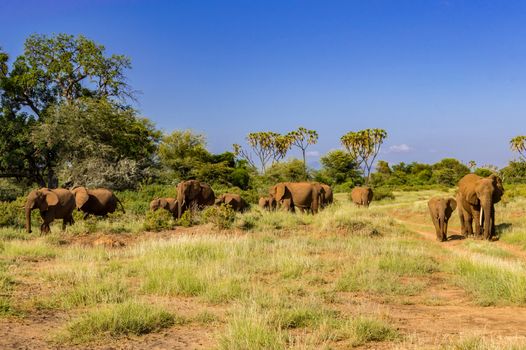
443,221,449,242
429,210,441,241
473,210,482,239
458,207,466,236
465,212,474,237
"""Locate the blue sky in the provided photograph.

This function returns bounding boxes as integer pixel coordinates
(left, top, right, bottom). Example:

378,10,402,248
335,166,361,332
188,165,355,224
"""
1,0,526,167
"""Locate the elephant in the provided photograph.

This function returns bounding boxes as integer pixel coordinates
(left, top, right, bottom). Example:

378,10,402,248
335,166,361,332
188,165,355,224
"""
215,193,249,212
269,182,321,214
150,197,178,218
258,196,277,211
176,180,215,219
351,186,374,207
428,197,457,242
71,187,125,218
25,188,76,234
457,173,504,240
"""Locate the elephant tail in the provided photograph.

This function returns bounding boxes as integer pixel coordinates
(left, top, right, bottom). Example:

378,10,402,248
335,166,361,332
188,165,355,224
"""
116,196,126,214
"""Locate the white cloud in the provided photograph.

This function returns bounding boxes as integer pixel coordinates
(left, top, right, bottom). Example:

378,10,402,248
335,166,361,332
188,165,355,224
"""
306,151,320,157
387,144,412,153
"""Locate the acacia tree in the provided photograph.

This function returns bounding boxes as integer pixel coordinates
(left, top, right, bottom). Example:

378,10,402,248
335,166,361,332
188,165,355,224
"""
233,131,292,172
287,127,318,179
0,34,135,187
340,128,387,184
510,136,526,161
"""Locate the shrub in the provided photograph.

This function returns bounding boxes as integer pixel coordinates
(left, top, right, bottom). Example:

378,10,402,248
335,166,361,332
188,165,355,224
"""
202,204,236,229
143,209,175,232
342,316,399,346
0,198,26,228
373,188,395,201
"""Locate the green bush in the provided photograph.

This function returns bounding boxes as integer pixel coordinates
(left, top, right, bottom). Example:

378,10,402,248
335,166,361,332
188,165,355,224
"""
372,188,395,201
0,198,26,228
143,209,175,232
202,204,236,229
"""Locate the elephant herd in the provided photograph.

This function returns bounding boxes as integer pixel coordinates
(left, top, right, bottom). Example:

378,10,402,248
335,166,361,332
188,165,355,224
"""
24,177,379,234
428,173,504,242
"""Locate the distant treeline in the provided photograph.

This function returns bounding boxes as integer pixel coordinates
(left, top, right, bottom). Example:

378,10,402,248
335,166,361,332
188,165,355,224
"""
1,33,525,201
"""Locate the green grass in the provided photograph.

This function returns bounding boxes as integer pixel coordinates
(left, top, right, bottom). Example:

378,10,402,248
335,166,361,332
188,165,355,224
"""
341,316,400,346
2,240,57,260
58,301,180,344
448,254,526,306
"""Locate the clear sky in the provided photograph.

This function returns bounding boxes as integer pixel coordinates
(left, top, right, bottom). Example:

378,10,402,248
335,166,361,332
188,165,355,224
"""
1,0,525,168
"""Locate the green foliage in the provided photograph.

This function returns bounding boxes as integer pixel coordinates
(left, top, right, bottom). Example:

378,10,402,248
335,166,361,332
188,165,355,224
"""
372,188,395,201
316,150,362,186
340,128,388,183
202,204,236,229
143,209,175,232
0,197,25,228
343,316,400,346
371,158,470,188
264,159,307,183
510,135,526,161
1,33,136,187
501,161,526,184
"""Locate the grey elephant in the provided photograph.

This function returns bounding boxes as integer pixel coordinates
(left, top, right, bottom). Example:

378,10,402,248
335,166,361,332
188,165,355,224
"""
258,196,277,211
215,193,249,212
428,197,457,242
25,188,76,234
351,186,373,207
270,182,321,214
150,197,178,218
176,180,215,219
457,174,504,240
71,187,125,218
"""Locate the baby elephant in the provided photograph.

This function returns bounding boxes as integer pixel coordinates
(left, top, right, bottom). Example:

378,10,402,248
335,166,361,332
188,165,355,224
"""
258,196,277,211
215,193,249,212
428,197,457,242
150,197,178,218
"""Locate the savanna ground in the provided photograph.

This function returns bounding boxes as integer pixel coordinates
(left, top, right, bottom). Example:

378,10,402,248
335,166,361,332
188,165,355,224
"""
2,187,526,349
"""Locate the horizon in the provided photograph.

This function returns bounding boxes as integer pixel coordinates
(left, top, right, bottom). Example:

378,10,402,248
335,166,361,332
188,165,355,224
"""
1,0,525,168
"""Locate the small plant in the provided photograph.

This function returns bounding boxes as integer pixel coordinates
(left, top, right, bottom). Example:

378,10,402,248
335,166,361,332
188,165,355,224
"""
202,204,236,229
143,209,175,232
175,209,197,227
341,316,399,346
373,188,395,201
59,301,179,343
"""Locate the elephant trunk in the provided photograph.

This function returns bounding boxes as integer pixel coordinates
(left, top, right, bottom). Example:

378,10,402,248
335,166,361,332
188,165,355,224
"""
481,199,493,239
439,212,446,239
25,205,32,233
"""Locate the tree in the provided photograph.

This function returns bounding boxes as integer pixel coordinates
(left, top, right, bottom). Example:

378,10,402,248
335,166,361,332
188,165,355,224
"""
510,136,526,161
431,158,470,186
287,127,318,179
340,128,387,184
158,130,210,180
32,98,161,189
0,33,135,187
317,150,361,185
233,131,292,172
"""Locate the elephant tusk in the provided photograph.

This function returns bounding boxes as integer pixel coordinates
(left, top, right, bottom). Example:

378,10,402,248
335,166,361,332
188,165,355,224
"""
480,207,484,227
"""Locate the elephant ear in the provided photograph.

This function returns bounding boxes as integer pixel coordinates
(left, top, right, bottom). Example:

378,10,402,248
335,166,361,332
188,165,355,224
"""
491,175,505,203
42,189,59,208
275,183,287,201
73,187,89,209
200,184,214,201
465,190,479,206
447,198,457,212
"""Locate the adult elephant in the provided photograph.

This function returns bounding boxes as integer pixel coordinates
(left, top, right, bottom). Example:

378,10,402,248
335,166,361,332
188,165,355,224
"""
270,182,321,214
215,193,249,212
176,180,215,218
457,173,504,240
150,197,178,217
428,197,457,242
351,186,374,207
318,183,333,207
71,187,125,218
25,188,76,234
258,196,277,211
